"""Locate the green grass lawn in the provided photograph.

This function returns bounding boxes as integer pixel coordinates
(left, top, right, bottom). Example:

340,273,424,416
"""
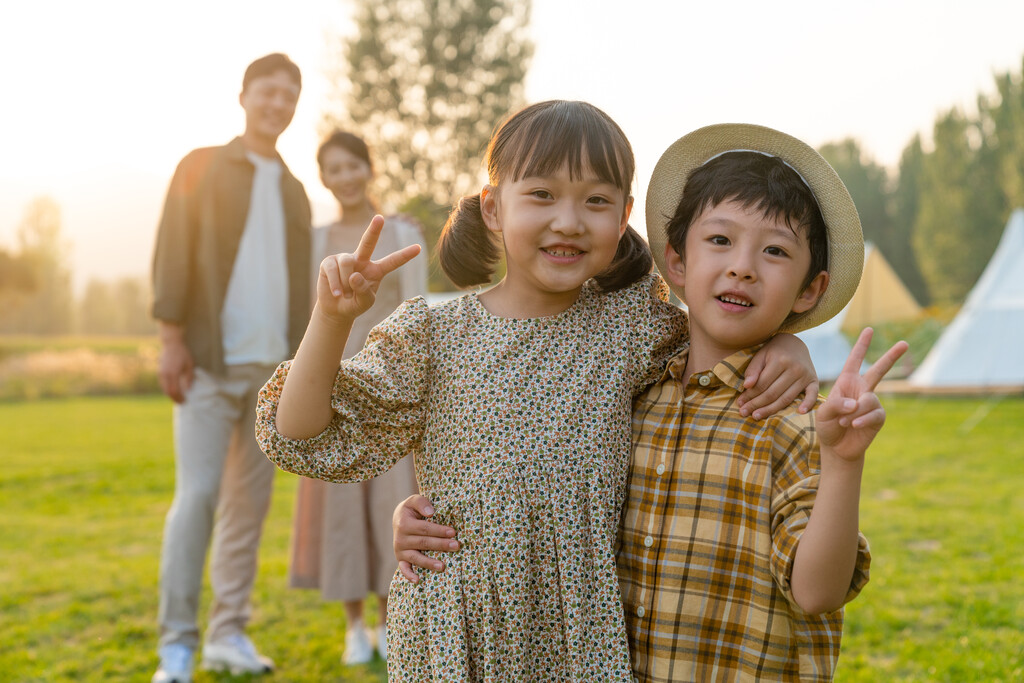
1,394,1021,681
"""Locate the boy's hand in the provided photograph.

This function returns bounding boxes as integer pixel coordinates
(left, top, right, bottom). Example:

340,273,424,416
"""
317,215,422,322
817,328,909,462
739,333,819,419
393,494,459,583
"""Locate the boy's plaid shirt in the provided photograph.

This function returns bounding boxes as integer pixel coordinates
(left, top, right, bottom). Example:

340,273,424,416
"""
618,345,870,682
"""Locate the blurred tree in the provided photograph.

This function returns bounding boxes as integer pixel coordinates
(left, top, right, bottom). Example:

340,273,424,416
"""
890,135,930,304
819,138,929,306
0,197,73,334
911,110,1002,305
323,0,533,290
78,276,156,335
979,57,1024,210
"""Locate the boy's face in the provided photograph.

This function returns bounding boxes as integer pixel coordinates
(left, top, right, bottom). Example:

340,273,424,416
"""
664,199,828,358
239,69,300,143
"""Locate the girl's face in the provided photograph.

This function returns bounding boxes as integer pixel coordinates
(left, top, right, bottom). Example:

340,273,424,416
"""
319,145,372,210
481,164,632,314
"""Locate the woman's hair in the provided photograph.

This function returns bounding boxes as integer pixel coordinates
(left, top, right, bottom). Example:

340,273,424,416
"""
317,130,378,212
439,100,652,291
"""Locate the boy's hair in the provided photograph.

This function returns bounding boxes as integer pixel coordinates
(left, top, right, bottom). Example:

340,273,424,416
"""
242,53,301,92
665,152,829,291
439,100,652,291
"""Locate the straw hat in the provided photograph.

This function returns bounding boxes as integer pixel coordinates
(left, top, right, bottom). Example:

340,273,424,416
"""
646,123,864,333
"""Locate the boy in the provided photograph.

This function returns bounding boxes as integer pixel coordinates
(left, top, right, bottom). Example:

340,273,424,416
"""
621,123,906,681
150,53,311,683
393,125,906,680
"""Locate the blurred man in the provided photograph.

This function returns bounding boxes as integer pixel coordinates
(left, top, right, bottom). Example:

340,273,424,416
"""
149,53,311,683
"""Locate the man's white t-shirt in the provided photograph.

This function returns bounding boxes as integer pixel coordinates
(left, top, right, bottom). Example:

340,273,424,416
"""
221,151,290,366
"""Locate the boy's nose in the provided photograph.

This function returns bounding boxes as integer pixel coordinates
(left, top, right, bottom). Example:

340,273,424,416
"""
728,255,757,281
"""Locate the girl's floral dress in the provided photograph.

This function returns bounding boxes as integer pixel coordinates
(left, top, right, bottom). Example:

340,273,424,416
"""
257,274,688,682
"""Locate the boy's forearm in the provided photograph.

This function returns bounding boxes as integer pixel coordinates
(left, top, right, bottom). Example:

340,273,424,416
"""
275,303,354,439
789,450,864,614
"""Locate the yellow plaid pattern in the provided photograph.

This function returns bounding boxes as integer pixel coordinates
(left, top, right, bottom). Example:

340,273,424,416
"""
618,345,870,682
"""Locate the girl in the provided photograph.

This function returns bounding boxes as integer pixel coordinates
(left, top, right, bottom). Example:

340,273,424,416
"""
288,131,427,665
257,100,815,681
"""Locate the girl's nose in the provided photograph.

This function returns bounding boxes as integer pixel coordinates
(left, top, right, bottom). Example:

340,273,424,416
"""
549,202,585,235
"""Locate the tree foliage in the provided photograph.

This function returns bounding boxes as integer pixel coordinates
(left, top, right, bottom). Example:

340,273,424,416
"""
0,197,73,334
324,0,534,211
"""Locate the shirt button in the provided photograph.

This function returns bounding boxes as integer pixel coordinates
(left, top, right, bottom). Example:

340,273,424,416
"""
636,605,645,617
656,463,666,476
644,535,654,547
698,374,711,386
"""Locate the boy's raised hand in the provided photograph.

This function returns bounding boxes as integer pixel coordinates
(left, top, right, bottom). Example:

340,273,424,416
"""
816,328,909,462
317,215,422,321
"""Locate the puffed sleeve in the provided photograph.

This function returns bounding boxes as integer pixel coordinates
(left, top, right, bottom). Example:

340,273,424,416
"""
256,297,431,483
615,273,689,395
768,410,871,609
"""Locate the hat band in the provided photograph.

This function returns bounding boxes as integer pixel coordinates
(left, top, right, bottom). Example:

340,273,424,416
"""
702,149,814,193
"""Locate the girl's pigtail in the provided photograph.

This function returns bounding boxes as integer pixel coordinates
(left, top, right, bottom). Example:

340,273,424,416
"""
593,224,653,292
438,194,500,288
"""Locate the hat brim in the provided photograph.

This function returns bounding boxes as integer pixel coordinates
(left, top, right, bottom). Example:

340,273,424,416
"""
646,123,863,333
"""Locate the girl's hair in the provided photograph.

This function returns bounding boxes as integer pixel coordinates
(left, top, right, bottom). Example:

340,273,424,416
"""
439,100,652,291
317,130,378,212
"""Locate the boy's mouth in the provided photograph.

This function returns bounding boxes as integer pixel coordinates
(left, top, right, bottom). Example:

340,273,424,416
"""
717,294,753,307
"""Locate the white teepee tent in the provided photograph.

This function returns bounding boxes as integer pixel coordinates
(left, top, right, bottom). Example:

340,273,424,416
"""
910,209,1024,389
797,305,855,382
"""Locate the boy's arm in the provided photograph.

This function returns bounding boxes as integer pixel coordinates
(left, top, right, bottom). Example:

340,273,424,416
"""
275,216,421,438
392,494,460,583
739,333,819,419
790,329,907,614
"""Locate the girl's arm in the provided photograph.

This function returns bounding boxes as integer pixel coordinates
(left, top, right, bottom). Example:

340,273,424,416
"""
739,333,819,419
790,329,907,613
275,216,421,439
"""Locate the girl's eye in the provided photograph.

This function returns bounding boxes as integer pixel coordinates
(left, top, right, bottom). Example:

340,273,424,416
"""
530,190,553,200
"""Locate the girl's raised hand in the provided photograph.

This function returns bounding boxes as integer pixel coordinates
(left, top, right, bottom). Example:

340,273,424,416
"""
317,215,422,321
816,328,909,462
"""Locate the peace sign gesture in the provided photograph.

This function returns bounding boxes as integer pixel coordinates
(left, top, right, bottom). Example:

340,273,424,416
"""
317,215,422,321
816,328,909,462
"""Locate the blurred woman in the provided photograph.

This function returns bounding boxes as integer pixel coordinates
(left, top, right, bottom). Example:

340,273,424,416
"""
288,130,426,665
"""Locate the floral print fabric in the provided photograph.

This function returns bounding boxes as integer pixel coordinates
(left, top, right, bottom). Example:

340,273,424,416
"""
257,274,688,682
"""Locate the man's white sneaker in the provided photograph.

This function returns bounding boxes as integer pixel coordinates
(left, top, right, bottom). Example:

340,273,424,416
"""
376,624,388,661
342,621,374,665
201,633,274,675
152,644,194,683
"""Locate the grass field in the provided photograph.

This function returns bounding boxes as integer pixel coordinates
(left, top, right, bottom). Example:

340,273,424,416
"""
1,394,1021,681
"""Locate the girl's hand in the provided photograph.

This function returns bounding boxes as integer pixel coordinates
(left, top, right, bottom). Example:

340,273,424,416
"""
317,215,422,322
392,494,460,583
739,333,819,419
817,328,908,462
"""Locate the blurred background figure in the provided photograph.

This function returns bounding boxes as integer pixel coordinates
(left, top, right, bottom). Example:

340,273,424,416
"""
288,130,426,666
149,53,312,683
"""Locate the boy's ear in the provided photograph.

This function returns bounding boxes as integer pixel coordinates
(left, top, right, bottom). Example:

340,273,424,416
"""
620,196,634,237
480,185,501,234
792,270,830,314
663,243,686,289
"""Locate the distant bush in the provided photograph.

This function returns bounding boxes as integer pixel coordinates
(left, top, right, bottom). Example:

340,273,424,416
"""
0,337,159,400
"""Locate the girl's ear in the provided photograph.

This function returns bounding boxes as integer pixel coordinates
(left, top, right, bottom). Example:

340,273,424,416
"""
663,243,686,289
620,196,634,237
480,185,501,234
792,271,830,314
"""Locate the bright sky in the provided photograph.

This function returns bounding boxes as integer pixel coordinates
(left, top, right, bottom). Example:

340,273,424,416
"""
3,0,1024,293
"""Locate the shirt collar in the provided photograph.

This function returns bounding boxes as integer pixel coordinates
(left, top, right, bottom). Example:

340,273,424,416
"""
664,342,768,393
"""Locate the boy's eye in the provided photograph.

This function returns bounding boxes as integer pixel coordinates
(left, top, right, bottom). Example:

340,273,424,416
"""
587,195,610,205
530,190,553,200
709,235,730,246
764,246,789,257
